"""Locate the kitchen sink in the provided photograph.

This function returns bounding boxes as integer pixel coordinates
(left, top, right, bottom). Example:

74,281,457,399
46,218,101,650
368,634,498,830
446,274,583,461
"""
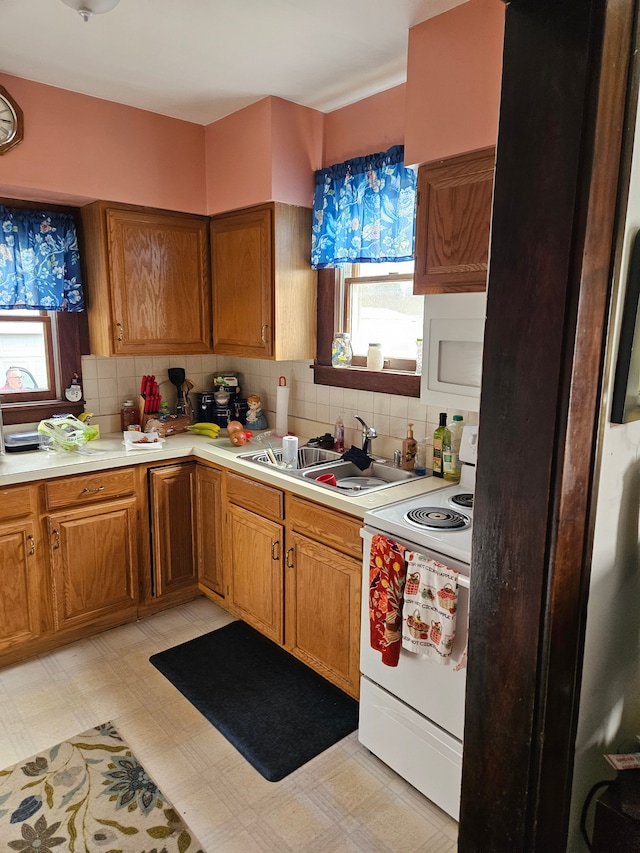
238,445,343,469
237,445,421,495
300,460,418,494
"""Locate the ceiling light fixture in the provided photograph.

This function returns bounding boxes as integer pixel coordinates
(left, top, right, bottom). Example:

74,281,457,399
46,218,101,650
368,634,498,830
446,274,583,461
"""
60,0,120,23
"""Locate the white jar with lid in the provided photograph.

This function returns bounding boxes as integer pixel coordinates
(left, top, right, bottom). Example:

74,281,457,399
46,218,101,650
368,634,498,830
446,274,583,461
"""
367,343,384,371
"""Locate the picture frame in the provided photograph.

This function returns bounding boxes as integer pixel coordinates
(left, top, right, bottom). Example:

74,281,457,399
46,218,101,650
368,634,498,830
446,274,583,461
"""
611,229,640,423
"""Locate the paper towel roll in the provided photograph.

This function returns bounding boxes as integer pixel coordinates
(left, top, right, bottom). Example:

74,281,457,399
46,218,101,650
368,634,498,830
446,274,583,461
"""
276,379,289,436
282,434,298,468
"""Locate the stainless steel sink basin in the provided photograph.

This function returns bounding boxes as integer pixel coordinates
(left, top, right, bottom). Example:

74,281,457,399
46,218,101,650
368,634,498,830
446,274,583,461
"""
300,460,418,494
238,446,342,470
238,445,423,495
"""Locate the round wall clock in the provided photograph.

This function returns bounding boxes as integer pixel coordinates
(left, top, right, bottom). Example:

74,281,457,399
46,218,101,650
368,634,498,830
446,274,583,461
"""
0,85,24,155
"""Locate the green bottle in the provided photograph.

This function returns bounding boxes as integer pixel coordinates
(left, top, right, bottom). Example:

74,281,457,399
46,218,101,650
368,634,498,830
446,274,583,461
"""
443,415,464,482
433,412,449,478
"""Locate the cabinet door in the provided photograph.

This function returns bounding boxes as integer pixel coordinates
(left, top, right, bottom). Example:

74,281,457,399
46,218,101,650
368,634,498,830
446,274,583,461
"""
149,463,198,597
107,208,211,354
48,498,138,632
228,503,283,643
285,531,361,698
211,206,273,358
413,147,495,294
0,521,41,652
195,465,225,597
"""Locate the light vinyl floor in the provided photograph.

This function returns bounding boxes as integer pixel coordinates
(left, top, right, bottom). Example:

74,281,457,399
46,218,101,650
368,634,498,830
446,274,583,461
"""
0,598,458,852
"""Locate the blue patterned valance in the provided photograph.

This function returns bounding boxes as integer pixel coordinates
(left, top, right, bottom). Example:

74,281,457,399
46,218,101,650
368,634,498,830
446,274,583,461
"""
0,206,84,311
311,145,416,269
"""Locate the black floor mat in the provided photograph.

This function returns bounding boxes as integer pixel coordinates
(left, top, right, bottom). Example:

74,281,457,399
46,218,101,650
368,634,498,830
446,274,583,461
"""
150,620,359,782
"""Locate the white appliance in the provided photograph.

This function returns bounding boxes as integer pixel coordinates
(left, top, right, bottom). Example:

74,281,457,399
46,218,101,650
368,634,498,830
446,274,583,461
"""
420,292,486,409
359,423,478,820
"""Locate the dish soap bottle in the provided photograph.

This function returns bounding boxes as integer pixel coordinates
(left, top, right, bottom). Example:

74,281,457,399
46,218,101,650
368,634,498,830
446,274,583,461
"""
401,423,417,471
443,415,464,482
334,413,345,453
433,412,449,478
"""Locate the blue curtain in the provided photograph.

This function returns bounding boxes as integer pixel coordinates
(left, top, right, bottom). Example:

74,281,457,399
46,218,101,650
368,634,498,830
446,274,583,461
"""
311,145,416,269
0,206,84,311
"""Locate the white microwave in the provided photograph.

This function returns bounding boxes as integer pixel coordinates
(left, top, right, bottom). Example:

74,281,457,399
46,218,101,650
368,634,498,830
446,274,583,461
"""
420,292,486,409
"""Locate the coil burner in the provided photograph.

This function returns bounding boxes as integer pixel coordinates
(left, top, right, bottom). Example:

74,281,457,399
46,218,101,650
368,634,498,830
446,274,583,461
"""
450,493,474,510
404,507,471,531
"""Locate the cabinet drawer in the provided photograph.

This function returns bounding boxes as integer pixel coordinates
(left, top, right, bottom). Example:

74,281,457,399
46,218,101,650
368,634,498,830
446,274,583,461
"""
286,496,362,560
226,472,283,521
0,484,35,520
44,468,136,510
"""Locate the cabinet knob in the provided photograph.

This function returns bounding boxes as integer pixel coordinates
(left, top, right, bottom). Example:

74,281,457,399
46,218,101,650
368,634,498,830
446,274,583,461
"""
27,534,35,556
286,547,295,569
271,539,280,561
52,528,60,550
116,321,124,342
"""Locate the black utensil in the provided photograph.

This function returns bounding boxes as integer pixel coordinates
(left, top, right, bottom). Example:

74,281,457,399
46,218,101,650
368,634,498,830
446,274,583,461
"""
168,367,186,415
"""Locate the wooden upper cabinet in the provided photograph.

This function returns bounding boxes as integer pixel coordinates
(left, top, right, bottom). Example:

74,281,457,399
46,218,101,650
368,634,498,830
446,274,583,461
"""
211,203,316,360
82,202,212,355
413,147,496,294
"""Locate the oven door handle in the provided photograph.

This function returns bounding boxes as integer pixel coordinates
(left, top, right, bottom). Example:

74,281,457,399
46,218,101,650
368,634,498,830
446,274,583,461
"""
360,526,471,589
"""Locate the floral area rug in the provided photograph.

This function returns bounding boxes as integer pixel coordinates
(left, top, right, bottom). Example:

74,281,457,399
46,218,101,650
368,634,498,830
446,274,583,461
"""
0,721,204,852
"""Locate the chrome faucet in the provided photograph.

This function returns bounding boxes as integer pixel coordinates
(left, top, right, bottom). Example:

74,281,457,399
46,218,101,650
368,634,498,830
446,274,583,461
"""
355,416,377,456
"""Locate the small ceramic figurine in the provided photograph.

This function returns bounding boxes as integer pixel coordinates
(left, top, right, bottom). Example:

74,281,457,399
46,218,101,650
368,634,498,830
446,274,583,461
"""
246,393,268,430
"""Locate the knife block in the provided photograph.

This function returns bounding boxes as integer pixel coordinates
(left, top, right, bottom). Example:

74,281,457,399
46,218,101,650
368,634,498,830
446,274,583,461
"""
139,395,159,431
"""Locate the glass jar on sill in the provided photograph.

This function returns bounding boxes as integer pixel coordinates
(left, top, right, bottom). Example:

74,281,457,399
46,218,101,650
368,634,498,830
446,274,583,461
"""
331,332,353,368
367,343,384,371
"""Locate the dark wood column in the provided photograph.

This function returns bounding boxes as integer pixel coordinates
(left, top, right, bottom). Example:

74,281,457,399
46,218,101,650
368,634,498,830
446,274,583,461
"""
458,1,637,851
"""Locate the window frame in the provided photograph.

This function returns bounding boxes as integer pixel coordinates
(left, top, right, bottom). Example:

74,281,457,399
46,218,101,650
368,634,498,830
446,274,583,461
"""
313,268,421,396
342,267,419,370
0,198,88,426
0,311,57,402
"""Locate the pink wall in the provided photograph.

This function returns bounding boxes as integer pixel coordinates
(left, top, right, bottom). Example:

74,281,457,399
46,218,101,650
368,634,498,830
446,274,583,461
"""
0,1,505,215
404,0,505,166
270,98,324,210
0,74,207,213
204,96,323,214
323,85,407,167
204,99,273,214
321,0,504,172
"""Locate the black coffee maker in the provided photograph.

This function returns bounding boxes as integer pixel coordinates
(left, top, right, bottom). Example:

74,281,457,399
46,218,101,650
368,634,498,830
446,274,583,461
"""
193,392,232,427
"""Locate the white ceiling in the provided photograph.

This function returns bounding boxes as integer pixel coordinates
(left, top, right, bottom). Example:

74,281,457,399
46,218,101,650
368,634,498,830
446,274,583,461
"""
1,0,465,125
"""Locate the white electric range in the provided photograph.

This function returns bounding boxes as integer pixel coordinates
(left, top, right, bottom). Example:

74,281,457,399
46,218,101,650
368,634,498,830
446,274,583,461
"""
359,423,478,821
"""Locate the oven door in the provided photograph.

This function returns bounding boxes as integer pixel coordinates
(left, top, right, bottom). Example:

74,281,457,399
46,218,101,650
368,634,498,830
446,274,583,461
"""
360,526,469,741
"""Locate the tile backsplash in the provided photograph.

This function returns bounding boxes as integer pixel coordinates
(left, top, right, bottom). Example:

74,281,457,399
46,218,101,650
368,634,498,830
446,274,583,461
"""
80,353,479,465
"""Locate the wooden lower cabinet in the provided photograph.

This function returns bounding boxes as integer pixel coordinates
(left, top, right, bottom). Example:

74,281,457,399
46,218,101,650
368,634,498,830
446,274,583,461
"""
47,497,138,632
285,531,361,698
149,463,198,598
0,484,44,654
196,464,225,597
224,472,362,697
227,502,284,643
286,496,363,699
0,519,41,652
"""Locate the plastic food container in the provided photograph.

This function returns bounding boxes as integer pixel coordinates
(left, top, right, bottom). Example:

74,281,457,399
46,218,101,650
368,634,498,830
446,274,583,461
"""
122,430,165,450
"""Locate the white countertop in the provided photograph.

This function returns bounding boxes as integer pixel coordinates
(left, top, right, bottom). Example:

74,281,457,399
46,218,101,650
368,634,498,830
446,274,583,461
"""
0,432,448,519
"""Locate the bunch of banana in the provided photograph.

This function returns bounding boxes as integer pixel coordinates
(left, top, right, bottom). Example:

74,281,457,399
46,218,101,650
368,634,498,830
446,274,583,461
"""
187,422,221,439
